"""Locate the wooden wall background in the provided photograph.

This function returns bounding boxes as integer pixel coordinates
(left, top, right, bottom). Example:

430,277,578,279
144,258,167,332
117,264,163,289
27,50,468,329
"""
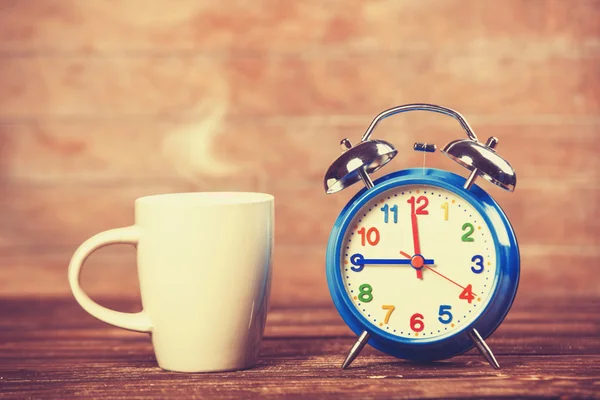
0,0,598,308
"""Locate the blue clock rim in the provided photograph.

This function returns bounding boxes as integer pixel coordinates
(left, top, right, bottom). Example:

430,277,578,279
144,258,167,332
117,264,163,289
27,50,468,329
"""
326,168,520,362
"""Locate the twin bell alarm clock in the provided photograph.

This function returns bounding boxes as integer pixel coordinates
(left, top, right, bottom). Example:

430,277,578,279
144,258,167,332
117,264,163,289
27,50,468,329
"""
323,104,519,369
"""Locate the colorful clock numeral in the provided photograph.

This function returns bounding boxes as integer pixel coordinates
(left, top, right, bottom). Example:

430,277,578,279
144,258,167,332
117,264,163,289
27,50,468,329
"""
350,253,364,272
459,284,476,303
461,223,475,242
358,284,373,302
471,255,484,274
380,204,398,224
407,196,429,215
358,227,380,246
441,202,449,221
438,305,453,324
410,313,425,332
382,305,395,324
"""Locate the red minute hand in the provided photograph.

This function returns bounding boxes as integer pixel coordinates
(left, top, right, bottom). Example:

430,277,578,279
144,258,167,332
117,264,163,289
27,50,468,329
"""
411,212,421,255
410,211,423,279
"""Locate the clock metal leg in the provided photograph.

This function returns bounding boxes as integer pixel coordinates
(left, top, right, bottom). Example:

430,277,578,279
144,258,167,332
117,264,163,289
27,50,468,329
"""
341,330,370,369
468,328,500,369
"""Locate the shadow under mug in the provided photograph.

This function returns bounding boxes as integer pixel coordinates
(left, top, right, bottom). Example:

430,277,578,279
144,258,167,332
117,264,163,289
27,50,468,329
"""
68,192,274,372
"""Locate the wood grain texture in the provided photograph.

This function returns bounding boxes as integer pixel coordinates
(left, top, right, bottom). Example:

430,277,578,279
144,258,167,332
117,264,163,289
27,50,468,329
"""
0,119,598,184
1,0,598,53
0,295,597,399
1,56,598,118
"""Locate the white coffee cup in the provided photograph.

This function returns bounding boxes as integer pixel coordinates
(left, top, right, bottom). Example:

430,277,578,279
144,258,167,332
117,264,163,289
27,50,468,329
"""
68,192,274,372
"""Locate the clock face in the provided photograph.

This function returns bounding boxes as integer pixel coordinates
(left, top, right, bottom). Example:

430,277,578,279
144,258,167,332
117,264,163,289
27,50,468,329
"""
340,183,498,340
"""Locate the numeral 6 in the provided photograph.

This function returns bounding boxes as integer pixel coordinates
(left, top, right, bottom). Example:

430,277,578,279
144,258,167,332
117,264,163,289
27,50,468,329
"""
410,313,424,332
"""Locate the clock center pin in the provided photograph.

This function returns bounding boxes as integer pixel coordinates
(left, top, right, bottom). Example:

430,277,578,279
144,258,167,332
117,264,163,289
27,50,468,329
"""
410,254,425,269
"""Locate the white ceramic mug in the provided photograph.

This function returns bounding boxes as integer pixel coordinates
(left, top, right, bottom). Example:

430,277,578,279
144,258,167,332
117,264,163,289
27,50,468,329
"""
68,192,274,372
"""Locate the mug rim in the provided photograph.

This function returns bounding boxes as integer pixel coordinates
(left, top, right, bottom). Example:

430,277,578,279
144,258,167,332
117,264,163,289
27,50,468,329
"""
136,192,274,206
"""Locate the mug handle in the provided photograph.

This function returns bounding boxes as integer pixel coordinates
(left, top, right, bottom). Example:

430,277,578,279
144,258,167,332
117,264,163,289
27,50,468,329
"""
68,226,152,333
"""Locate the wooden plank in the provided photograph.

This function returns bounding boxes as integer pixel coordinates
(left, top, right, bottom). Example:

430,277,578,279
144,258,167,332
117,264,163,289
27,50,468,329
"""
0,0,597,53
1,55,598,118
2,296,599,343
1,120,598,185
0,297,598,399
0,362,597,400
0,182,598,250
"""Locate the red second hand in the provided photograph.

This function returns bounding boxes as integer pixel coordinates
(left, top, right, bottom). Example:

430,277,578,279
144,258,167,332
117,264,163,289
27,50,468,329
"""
423,266,466,290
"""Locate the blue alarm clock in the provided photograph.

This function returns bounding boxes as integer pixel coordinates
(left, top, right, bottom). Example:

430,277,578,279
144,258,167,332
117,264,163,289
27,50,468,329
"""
323,104,519,369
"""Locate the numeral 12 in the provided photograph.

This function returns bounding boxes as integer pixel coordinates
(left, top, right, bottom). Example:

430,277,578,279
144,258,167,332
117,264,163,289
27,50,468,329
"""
407,196,429,215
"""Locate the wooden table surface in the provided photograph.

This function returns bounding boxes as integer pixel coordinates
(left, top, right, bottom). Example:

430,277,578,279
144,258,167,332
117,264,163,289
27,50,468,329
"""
1,294,598,399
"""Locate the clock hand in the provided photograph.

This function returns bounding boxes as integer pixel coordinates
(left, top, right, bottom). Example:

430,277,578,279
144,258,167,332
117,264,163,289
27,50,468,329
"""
350,253,434,269
425,266,479,303
409,210,423,279
401,252,477,296
410,212,421,255
423,265,466,290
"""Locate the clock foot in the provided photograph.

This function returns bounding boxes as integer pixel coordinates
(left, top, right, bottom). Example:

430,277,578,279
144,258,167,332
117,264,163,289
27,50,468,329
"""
468,328,500,369
341,331,371,369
